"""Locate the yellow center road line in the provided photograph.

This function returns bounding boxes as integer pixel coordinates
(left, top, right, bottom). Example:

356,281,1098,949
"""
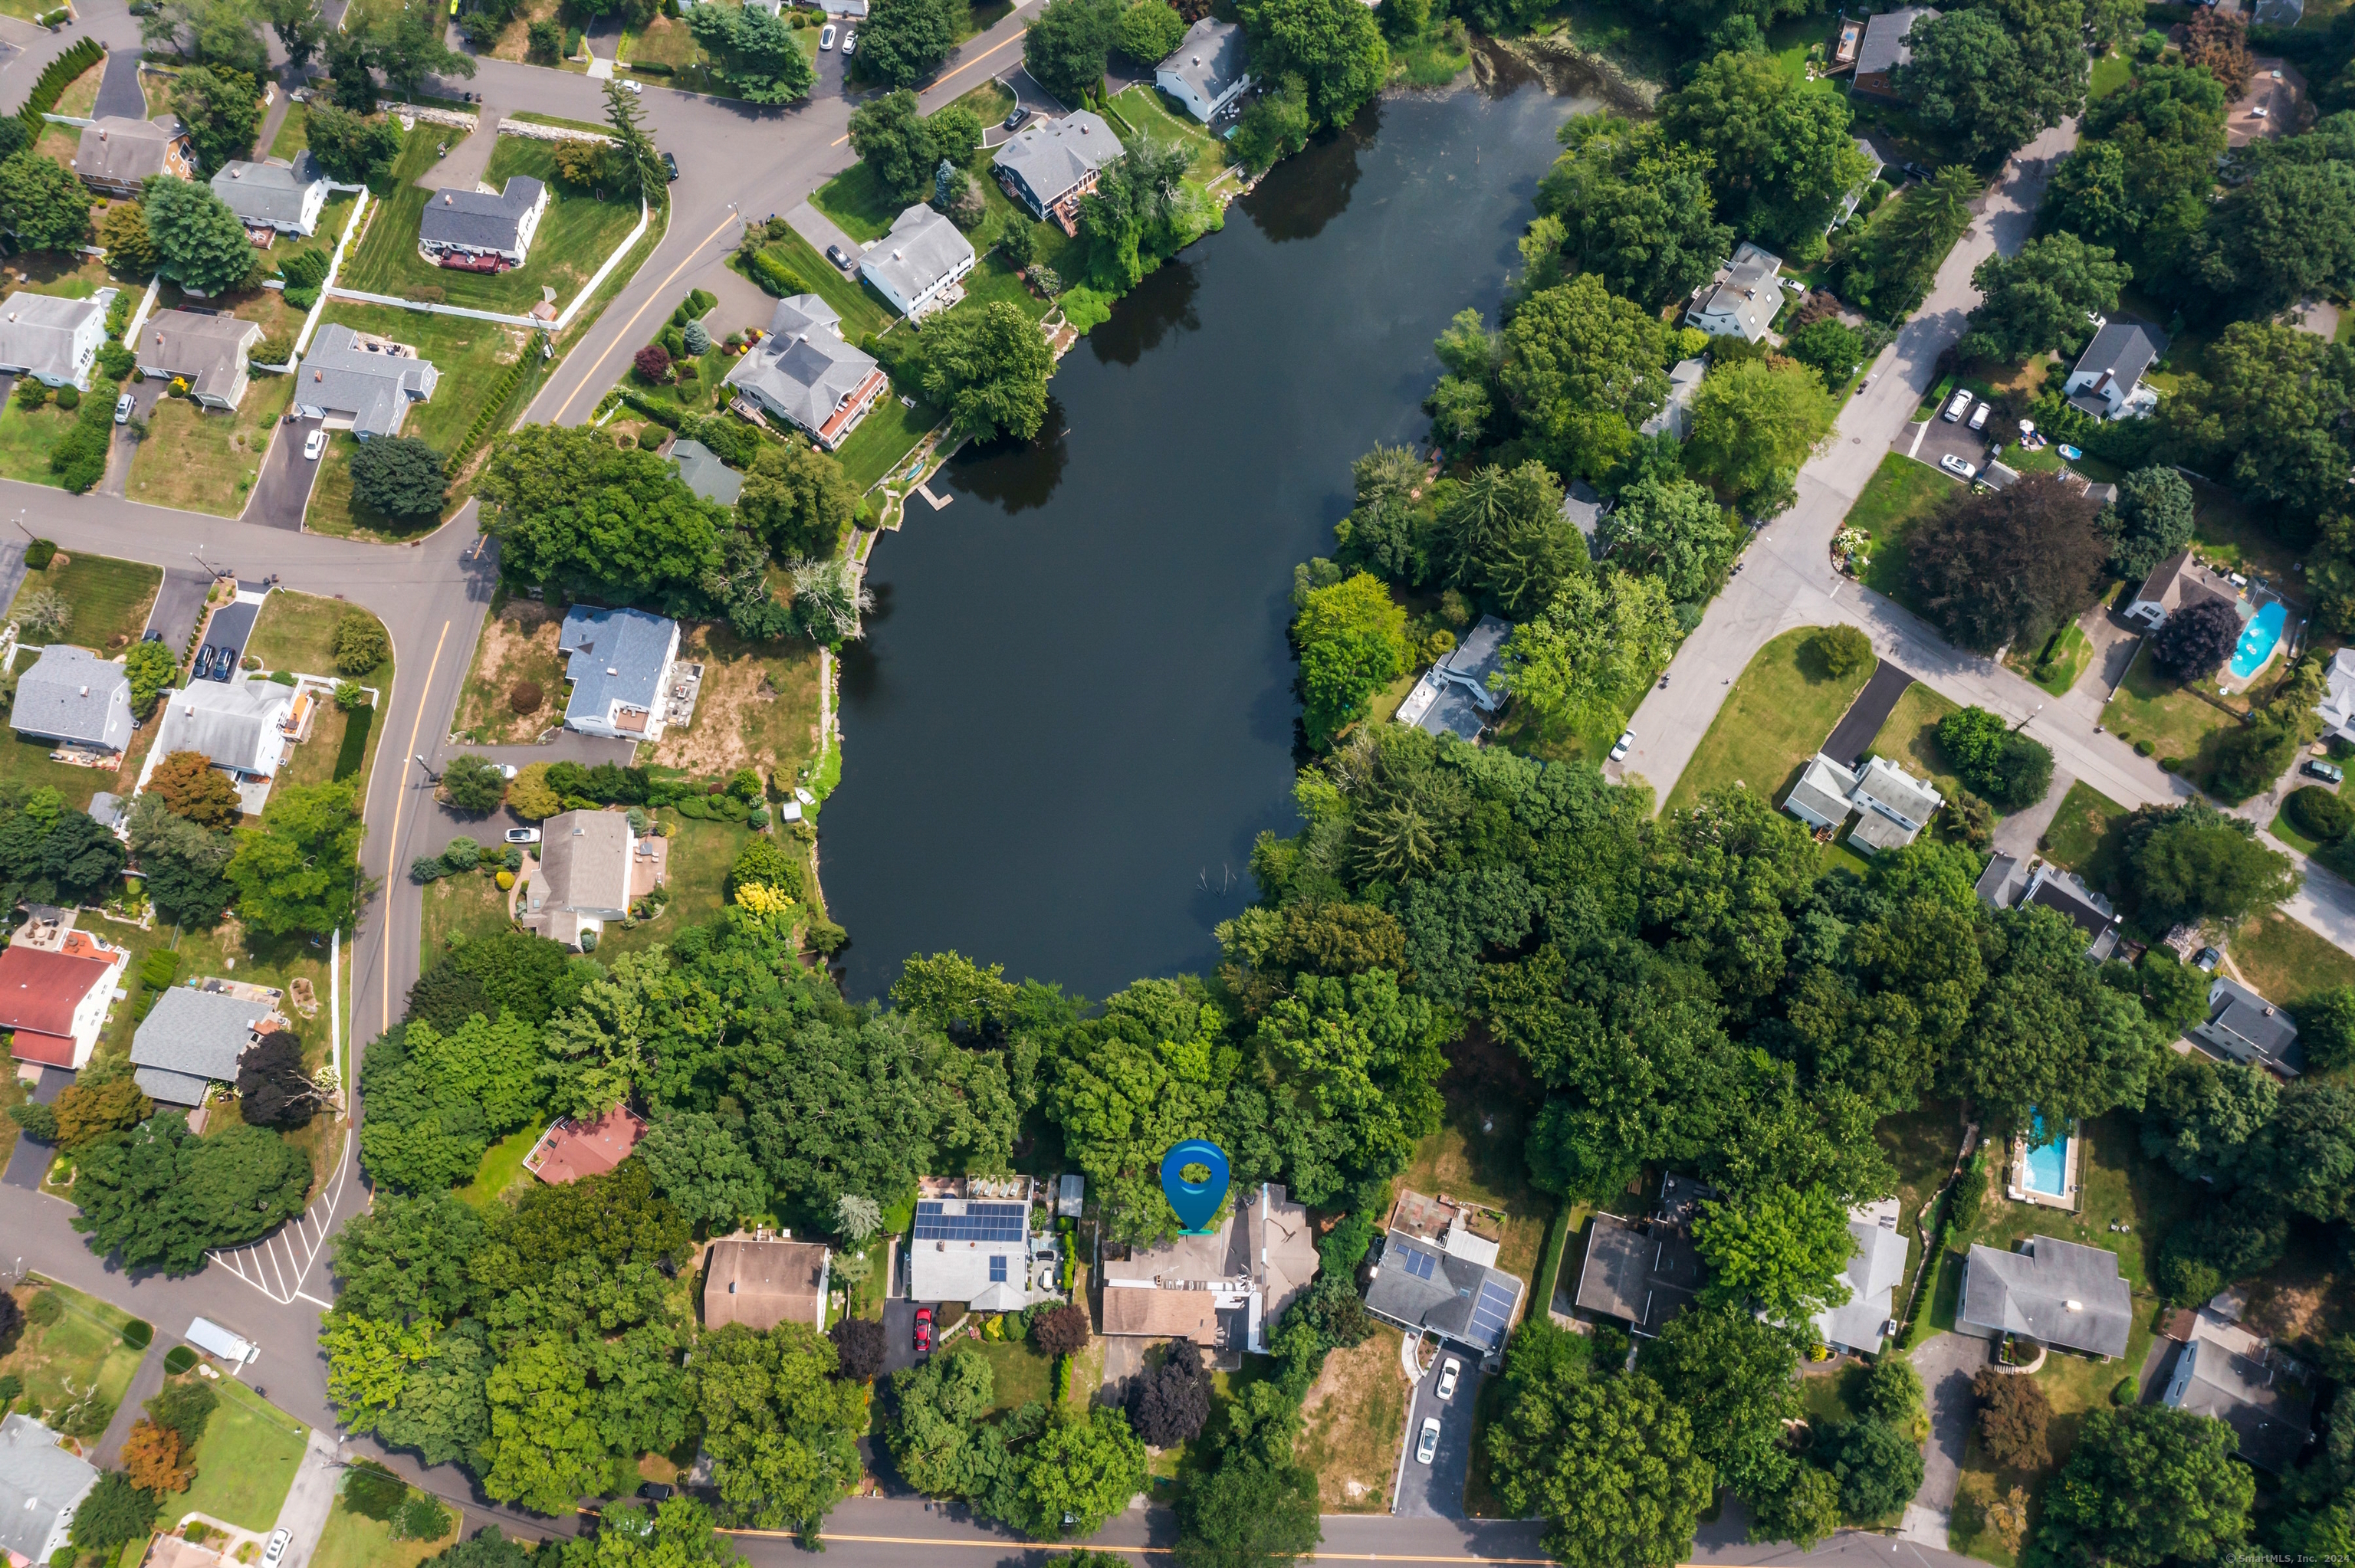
553,215,739,423
384,617,450,1032
832,29,1030,146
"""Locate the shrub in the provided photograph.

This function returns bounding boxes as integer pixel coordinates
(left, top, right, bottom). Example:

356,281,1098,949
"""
333,610,390,675
23,538,54,569
163,1345,197,1375
26,1291,61,1327
510,679,543,715
54,386,77,411
1813,624,1873,679
1972,1368,2051,1470
2288,785,2353,841
633,343,672,383
441,755,507,814
120,1319,153,1350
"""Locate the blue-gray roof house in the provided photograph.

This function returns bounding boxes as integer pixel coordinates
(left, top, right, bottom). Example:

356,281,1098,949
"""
559,606,682,743
1394,615,1512,742
12,646,134,755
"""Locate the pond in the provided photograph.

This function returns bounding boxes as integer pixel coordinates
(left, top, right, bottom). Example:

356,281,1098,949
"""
824,71,1589,1002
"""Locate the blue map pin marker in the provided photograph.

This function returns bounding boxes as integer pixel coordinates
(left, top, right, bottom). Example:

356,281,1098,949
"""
1159,1139,1230,1234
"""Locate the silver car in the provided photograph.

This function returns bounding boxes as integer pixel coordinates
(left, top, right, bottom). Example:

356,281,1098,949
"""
1415,1416,1440,1465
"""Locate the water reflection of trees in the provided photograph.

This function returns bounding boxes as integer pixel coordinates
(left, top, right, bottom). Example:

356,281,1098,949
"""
1245,100,1380,244
834,579,894,705
1086,259,1200,368
942,398,1071,513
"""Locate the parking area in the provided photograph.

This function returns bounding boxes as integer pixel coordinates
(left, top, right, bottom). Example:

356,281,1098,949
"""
240,414,324,533
1393,1343,1481,1520
143,566,214,657
2,1064,67,1190
1896,407,1995,485
199,592,264,674
880,1298,933,1381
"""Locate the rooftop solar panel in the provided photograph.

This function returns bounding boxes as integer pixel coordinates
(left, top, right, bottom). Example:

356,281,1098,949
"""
1467,1278,1517,1350
1402,1246,1437,1281
912,1200,1029,1243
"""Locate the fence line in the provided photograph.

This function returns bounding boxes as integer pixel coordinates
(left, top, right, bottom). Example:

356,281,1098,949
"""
293,189,372,356
317,192,651,332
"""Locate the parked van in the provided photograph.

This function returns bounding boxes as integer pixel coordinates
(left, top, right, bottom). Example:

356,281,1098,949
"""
1943,389,1975,422
1968,401,1992,431
186,1317,259,1366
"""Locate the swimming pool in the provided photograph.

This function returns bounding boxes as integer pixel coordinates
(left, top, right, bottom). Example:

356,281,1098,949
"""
2023,1112,2070,1196
2230,600,2288,680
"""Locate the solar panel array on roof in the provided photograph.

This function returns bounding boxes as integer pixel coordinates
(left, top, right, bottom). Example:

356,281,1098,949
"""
1402,1246,1437,1281
914,1201,1028,1242
1467,1278,1517,1350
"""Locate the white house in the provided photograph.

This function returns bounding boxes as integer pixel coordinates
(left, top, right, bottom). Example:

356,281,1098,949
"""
2319,648,2355,744
0,1414,100,1568
417,177,550,272
211,153,330,237
1155,18,1250,122
1685,243,1784,343
859,203,977,320
1810,1198,1910,1354
0,932,129,1071
2064,322,2166,420
557,605,680,742
148,677,294,781
11,645,133,755
1782,752,1943,852
0,290,109,390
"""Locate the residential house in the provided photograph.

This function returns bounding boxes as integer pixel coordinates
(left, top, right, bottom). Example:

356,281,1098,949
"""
2161,1307,2316,1474
72,116,195,197
2193,976,2302,1078
129,984,279,1107
2125,547,2245,631
515,809,636,950
211,153,330,238
558,605,681,741
0,291,107,391
0,933,128,1071
1781,752,1943,852
1851,8,1936,100
992,112,1122,235
724,294,888,451
417,176,550,272
906,1175,1062,1311
1394,615,1512,742
136,310,264,412
860,203,977,320
1559,480,1609,548
522,1103,648,1183
1976,854,2123,960
670,437,744,507
1956,1234,2133,1360
1365,1189,1528,1363
294,323,438,439
10,646,133,756
2319,647,2355,744
1641,358,1706,441
149,677,295,780
705,1230,831,1331
1834,138,1885,228
1572,1173,1716,1337
0,1413,100,1568
1685,243,1785,343
1102,1183,1318,1358
1155,18,1250,122
2064,322,2167,420
1811,1198,1910,1354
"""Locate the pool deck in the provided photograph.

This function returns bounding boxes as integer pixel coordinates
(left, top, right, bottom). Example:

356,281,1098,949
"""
2007,1124,2082,1212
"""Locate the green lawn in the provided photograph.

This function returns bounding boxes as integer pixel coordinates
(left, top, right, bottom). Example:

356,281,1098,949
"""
459,1124,540,1209
2011,623,2093,698
245,590,392,684
1844,454,1953,605
0,398,87,490
175,1375,310,1532
596,812,750,957
10,553,165,654
1109,84,1232,183
0,1278,144,1437
2269,807,2327,858
957,252,1053,323
339,135,643,314
836,390,938,493
2038,780,2130,881
2098,644,2239,777
811,162,901,244
1666,626,1878,814
310,1494,460,1568
950,1338,1053,1409
1876,1099,1965,1255
1866,681,1965,802
744,227,898,340
2090,50,2133,98
2230,911,2355,1010
422,868,512,953
125,376,298,518
2186,477,2303,596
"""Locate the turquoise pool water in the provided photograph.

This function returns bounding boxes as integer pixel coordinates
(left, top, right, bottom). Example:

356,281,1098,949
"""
2024,1112,2069,1196
2231,600,2288,680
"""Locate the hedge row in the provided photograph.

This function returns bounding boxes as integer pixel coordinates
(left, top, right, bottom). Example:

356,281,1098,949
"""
448,343,537,469
18,38,102,137
613,385,682,428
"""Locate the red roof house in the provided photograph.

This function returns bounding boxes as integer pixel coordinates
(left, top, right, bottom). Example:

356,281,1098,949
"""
521,1104,649,1185
0,937,128,1070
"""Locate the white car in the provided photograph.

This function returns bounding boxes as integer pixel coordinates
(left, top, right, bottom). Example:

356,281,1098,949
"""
504,827,541,845
113,392,133,424
1968,401,1992,431
1436,1357,1460,1402
1942,388,1974,422
1609,729,1634,763
840,28,856,53
1415,1417,1440,1465
261,1532,291,1568
1940,453,1976,480
622,79,642,94
303,428,325,461
819,21,836,46
499,763,517,779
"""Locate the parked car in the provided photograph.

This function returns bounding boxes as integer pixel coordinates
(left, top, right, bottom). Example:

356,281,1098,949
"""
1968,401,1992,431
2304,758,2346,785
662,151,679,181
304,428,326,461
504,827,541,845
210,650,235,681
1436,1357,1460,1402
192,645,215,680
1416,1417,1441,1465
1940,454,1977,479
913,1305,933,1353
1003,106,1030,130
636,1484,673,1502
1610,729,1634,763
2196,946,2224,973
826,243,854,271
498,763,518,779
262,1533,290,1568
114,392,133,424
819,21,836,46
141,629,162,643
1943,389,1974,422
621,79,642,94
840,28,855,53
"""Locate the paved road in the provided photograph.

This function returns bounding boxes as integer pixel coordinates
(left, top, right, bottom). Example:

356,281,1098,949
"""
272,1430,346,1568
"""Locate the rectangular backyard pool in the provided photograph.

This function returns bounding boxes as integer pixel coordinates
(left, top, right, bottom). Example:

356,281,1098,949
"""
2024,1112,2071,1197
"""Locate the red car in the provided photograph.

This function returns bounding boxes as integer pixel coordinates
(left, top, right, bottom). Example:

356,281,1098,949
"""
913,1306,934,1354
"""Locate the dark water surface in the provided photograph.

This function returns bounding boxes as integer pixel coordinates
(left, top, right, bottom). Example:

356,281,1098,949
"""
826,78,1583,1001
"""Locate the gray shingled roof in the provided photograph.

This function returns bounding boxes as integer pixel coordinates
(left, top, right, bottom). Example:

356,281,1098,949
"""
152,677,291,775
724,295,881,438
11,645,132,753
670,438,743,507
72,116,187,187
1813,1202,1910,1351
130,986,273,1104
2163,1332,2314,1474
136,309,261,405
0,1413,99,1567
418,176,547,252
0,291,103,385
1157,18,1247,105
993,112,1122,210
559,605,675,728
2074,321,2167,393
2196,976,2301,1073
1856,7,1936,76
1959,1235,2132,1358
530,809,634,920
210,153,324,228
860,203,974,309
295,323,438,438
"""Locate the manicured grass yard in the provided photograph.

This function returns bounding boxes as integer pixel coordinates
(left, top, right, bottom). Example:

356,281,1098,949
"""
10,553,165,653
2186,477,2304,596
459,1125,540,1210
836,389,938,493
2098,643,2239,779
1876,1099,1965,1255
2090,49,2132,98
1844,453,1953,606
454,603,568,744
246,590,392,684
310,1497,460,1568
0,399,87,489
340,135,644,315
2008,623,2093,698
309,305,534,453
2230,910,2355,1010
2269,806,2327,858
951,1339,1053,1411
1866,681,1965,801
1296,1324,1407,1512
811,162,899,244
743,228,898,341
0,1278,144,1435
597,812,750,957
268,104,310,162
422,868,512,955
1110,84,1233,184
956,252,1053,323
126,376,298,517
176,1375,310,1532
2038,779,2130,884
1666,626,1877,813
0,730,144,810
306,433,438,543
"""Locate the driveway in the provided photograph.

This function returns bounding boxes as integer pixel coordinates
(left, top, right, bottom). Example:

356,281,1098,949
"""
2,1063,67,1192
1900,412,1999,484
92,45,143,119
879,1298,930,1381
92,1340,167,1468
143,566,214,655
1394,1347,1479,1519
270,1432,343,1568
1824,661,1918,768
239,415,323,533
100,379,163,500
1902,1331,1991,1550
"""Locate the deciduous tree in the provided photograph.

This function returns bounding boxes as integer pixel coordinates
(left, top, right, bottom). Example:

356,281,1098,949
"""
1499,273,1672,477
71,1114,312,1274
1693,1186,1856,1322
121,1418,192,1492
0,153,93,252
2148,598,2240,678
1897,0,2087,159
1960,232,2130,364
1534,115,1733,307
480,425,728,603
172,67,262,175
1908,472,2107,652
237,1028,321,1128
2034,1405,2251,1566
1598,477,1733,602
1239,0,1388,129
1292,571,1408,750
1662,51,1877,247
918,300,1056,442
1025,0,1122,102
439,754,506,814
1685,357,1838,515
639,1111,764,1229
2123,799,2299,927
1115,0,1187,63
226,778,364,937
2102,464,2195,582
1174,1458,1320,1568
1971,1367,2050,1470
149,750,243,830
143,174,256,296
1486,1364,1713,1568
304,104,405,189
852,0,956,88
